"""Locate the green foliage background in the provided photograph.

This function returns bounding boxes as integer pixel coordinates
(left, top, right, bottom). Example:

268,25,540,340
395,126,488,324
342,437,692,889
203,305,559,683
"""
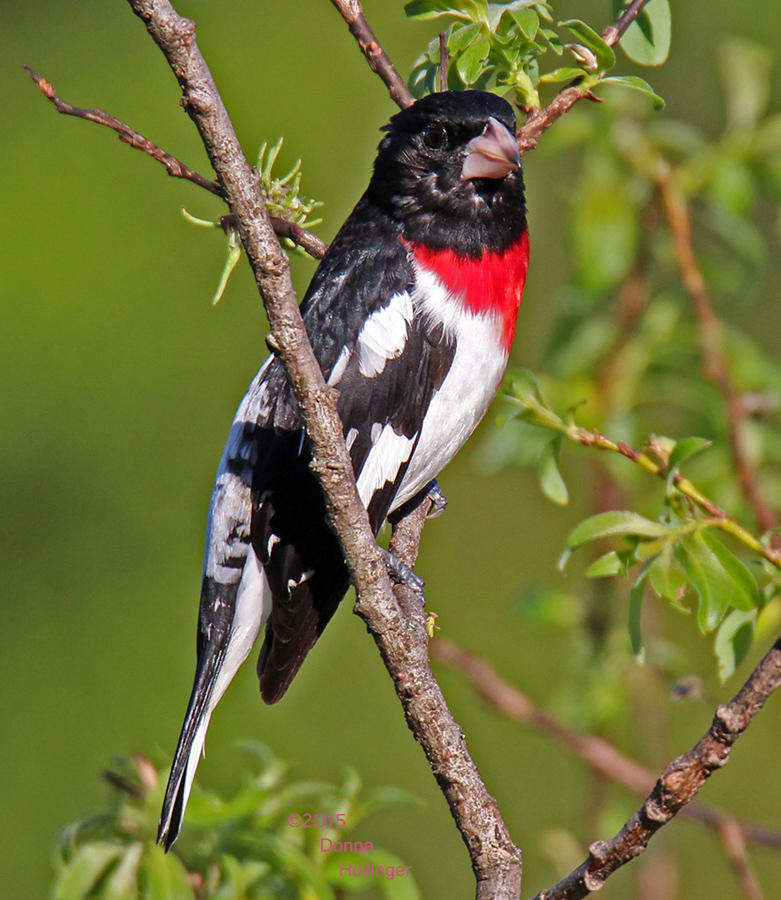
3,1,781,897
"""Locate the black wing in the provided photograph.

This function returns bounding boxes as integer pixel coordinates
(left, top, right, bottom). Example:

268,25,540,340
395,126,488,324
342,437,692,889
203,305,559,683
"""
251,195,455,703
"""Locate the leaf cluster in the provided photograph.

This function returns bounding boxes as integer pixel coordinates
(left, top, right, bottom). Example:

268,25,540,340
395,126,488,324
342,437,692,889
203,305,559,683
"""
184,138,323,305
405,0,665,109
52,746,419,900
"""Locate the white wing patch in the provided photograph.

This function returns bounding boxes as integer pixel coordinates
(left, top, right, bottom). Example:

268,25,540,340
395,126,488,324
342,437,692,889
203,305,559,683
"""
356,424,415,507
356,291,413,377
327,346,352,386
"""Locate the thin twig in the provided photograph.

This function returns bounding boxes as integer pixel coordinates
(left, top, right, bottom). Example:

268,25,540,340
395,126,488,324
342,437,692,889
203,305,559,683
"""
439,32,448,92
517,0,652,152
654,162,779,538
329,0,414,109
717,818,765,900
532,636,781,900
433,638,781,854
602,0,652,48
558,422,781,570
25,65,328,260
125,2,520,896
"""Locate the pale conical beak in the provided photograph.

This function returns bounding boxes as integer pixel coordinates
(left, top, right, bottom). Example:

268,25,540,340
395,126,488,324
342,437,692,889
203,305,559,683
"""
461,116,520,180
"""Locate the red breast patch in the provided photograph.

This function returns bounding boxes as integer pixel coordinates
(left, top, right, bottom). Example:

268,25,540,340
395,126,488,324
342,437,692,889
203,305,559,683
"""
409,229,529,352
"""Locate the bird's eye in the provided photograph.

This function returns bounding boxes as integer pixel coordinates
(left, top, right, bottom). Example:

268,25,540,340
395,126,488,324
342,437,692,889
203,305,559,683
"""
422,124,449,150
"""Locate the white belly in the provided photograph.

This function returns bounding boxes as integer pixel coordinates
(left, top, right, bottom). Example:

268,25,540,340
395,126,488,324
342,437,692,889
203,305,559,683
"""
391,263,509,510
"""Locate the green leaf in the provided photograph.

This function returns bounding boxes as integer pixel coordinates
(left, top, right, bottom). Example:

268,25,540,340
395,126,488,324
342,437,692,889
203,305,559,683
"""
648,543,688,602
668,436,712,472
448,21,484,53
560,18,615,71
586,550,622,578
598,75,665,109
629,569,647,658
103,843,144,900
212,229,242,305
508,7,539,40
142,845,196,900
506,367,545,405
700,531,761,612
456,33,491,84
714,610,756,681
538,437,569,506
539,66,586,84
677,532,732,633
567,511,669,551
54,843,124,900
613,0,671,66
404,1,471,22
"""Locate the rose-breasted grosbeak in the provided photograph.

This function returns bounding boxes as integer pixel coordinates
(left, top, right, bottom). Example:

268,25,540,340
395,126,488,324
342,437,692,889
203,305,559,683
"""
158,90,528,848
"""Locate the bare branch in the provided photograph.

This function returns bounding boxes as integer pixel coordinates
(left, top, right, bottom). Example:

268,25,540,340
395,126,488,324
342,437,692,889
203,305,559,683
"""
531,636,781,900
433,638,781,853
654,162,779,538
439,32,448,93
25,64,328,260
517,0,652,152
329,0,414,109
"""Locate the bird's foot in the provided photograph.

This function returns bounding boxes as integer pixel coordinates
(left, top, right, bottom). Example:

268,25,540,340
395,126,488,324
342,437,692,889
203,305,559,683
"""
382,549,425,596
425,478,448,518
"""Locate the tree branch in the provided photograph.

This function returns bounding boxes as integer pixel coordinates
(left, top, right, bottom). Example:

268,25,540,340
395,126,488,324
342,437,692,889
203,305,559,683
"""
385,504,524,899
517,0,652,152
433,638,781,854
439,32,449,93
329,0,414,109
25,64,327,259
124,1,519,895
530,636,781,900
654,162,779,538
602,0,653,48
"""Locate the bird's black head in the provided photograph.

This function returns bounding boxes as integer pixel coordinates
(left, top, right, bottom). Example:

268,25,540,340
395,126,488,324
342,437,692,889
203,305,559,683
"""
368,90,527,257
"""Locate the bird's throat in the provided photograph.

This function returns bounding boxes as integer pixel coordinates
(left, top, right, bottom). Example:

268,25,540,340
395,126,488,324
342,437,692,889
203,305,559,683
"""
409,228,529,352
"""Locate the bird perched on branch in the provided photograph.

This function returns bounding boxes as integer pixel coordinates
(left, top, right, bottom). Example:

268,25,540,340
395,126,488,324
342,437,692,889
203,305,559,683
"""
158,90,528,848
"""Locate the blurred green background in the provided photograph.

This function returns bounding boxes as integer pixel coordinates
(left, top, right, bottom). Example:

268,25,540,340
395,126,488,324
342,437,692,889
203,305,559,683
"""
3,1,781,897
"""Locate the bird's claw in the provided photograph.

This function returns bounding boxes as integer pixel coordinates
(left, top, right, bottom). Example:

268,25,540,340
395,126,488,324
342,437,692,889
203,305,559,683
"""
382,549,425,596
425,479,448,518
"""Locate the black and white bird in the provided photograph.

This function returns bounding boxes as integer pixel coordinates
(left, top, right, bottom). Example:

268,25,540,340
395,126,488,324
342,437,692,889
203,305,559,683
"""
158,90,529,849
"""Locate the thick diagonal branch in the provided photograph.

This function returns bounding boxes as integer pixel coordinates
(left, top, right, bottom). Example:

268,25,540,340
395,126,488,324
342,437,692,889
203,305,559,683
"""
532,636,781,900
386,503,523,899
125,1,520,896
